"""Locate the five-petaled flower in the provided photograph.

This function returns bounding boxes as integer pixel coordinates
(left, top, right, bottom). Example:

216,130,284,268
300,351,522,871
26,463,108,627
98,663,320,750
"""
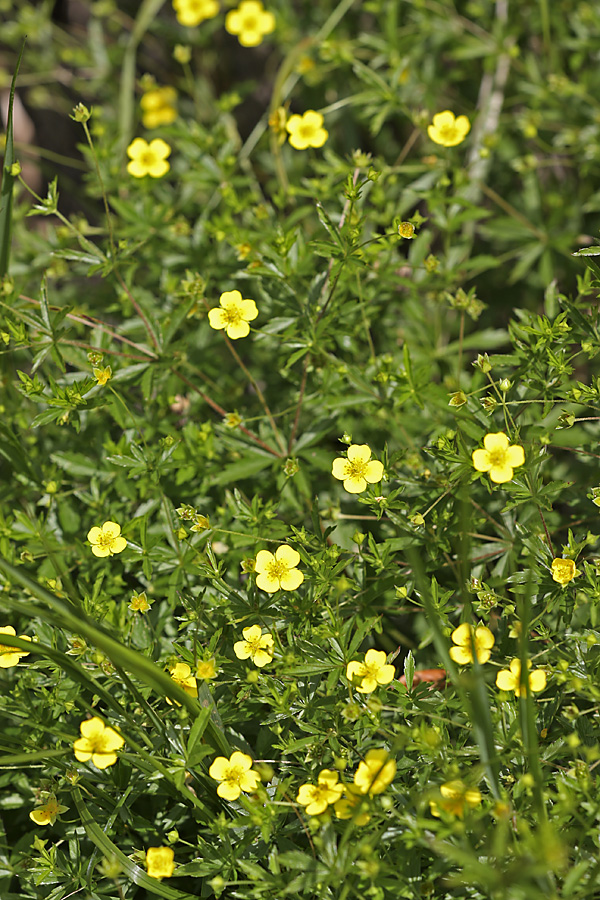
225,0,275,47
93,365,112,386
87,521,127,558
286,110,328,150
208,290,258,339
129,591,151,613
233,625,274,667
332,444,384,494
353,749,396,796
146,846,175,880
166,662,198,705
449,623,494,665
29,795,69,826
0,626,31,668
126,138,171,178
209,751,261,800
172,0,219,27
296,769,344,815
427,110,471,147
472,432,525,484
496,658,547,696
430,780,481,817
141,86,177,129
196,658,218,681
334,783,371,825
73,717,125,769
346,649,395,693
551,557,579,585
254,545,304,593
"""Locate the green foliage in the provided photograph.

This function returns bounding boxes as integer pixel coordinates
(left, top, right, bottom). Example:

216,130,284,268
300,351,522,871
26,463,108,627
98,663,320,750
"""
1,1,600,898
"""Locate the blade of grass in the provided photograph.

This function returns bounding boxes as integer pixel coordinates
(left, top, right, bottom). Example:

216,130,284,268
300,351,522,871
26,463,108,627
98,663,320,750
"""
0,39,26,278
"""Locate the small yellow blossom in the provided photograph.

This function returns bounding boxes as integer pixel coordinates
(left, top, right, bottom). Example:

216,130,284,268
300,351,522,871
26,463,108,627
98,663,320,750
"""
334,783,371,825
141,86,177,130
346,649,395,693
398,222,415,238
472,432,525,484
332,444,384,494
353,749,396,796
551,557,579,585
254,545,304,593
166,662,198,706
0,626,31,668
87,521,127,558
93,365,112,386
449,623,494,665
427,110,471,147
196,658,218,681
296,769,343,815
146,846,175,880
73,717,125,769
430,780,481,817
208,289,258,339
225,1,275,47
172,0,219,27
286,110,328,150
29,795,69,826
209,751,261,800
126,138,171,178
233,625,274,667
496,658,547,696
129,591,151,613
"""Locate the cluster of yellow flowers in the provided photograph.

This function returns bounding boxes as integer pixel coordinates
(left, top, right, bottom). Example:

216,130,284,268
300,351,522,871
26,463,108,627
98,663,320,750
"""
449,623,547,696
172,0,274,46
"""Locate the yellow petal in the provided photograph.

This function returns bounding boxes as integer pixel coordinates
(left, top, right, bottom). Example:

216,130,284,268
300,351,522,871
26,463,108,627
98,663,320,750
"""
226,320,250,340
529,670,547,693
252,648,273,667
80,717,106,740
208,308,227,330
230,751,253,770
496,669,517,691
506,445,524,467
87,526,102,543
483,432,509,452
233,640,252,660
475,625,494,649
489,464,514,484
110,536,127,554
239,770,261,792
242,625,262,642
92,751,118,769
451,623,473,646
343,475,367,493
217,781,241,801
332,458,350,480
376,665,396,686
209,757,229,781
29,808,52,826
101,522,121,539
364,460,383,483
346,661,366,682
347,444,371,463
432,111,455,129
279,568,303,591
472,448,492,472
254,550,275,573
449,645,472,665
240,298,258,321
364,649,387,669
275,544,300,568
256,572,280,593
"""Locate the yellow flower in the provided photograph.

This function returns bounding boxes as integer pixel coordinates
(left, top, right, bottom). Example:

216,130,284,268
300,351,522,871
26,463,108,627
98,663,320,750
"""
353,749,396,796
0,626,31,668
208,289,258,339
427,110,471,147
332,444,384,494
29,795,69,826
496,658,547,696
196,658,218,681
296,769,343,815
472,432,525,484
551,557,579,585
286,110,328,150
87,521,127,558
172,0,219,27
398,221,415,238
233,625,274,667
333,783,371,825
126,138,171,178
430,780,482,817
141,86,177,130
209,751,261,800
449,623,494,665
225,1,275,47
93,365,112,386
165,662,198,706
254,544,304,593
346,649,395,693
146,846,175,880
129,591,151,613
73,717,125,769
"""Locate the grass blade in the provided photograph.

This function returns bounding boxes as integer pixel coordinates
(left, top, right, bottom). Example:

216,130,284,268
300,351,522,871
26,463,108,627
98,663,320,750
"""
0,40,25,278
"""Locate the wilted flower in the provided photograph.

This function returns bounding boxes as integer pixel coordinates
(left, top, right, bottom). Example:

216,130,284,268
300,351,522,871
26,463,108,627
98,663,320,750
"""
29,795,69,826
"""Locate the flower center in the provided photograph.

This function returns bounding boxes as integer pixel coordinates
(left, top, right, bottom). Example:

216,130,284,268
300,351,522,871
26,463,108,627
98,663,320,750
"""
225,765,245,785
487,448,507,467
266,559,289,580
439,125,458,142
347,459,368,478
241,14,258,29
299,123,316,140
246,635,264,653
95,531,114,548
223,306,244,326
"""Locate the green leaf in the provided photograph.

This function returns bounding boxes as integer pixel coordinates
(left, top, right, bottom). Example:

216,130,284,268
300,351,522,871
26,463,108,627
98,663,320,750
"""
0,40,25,278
